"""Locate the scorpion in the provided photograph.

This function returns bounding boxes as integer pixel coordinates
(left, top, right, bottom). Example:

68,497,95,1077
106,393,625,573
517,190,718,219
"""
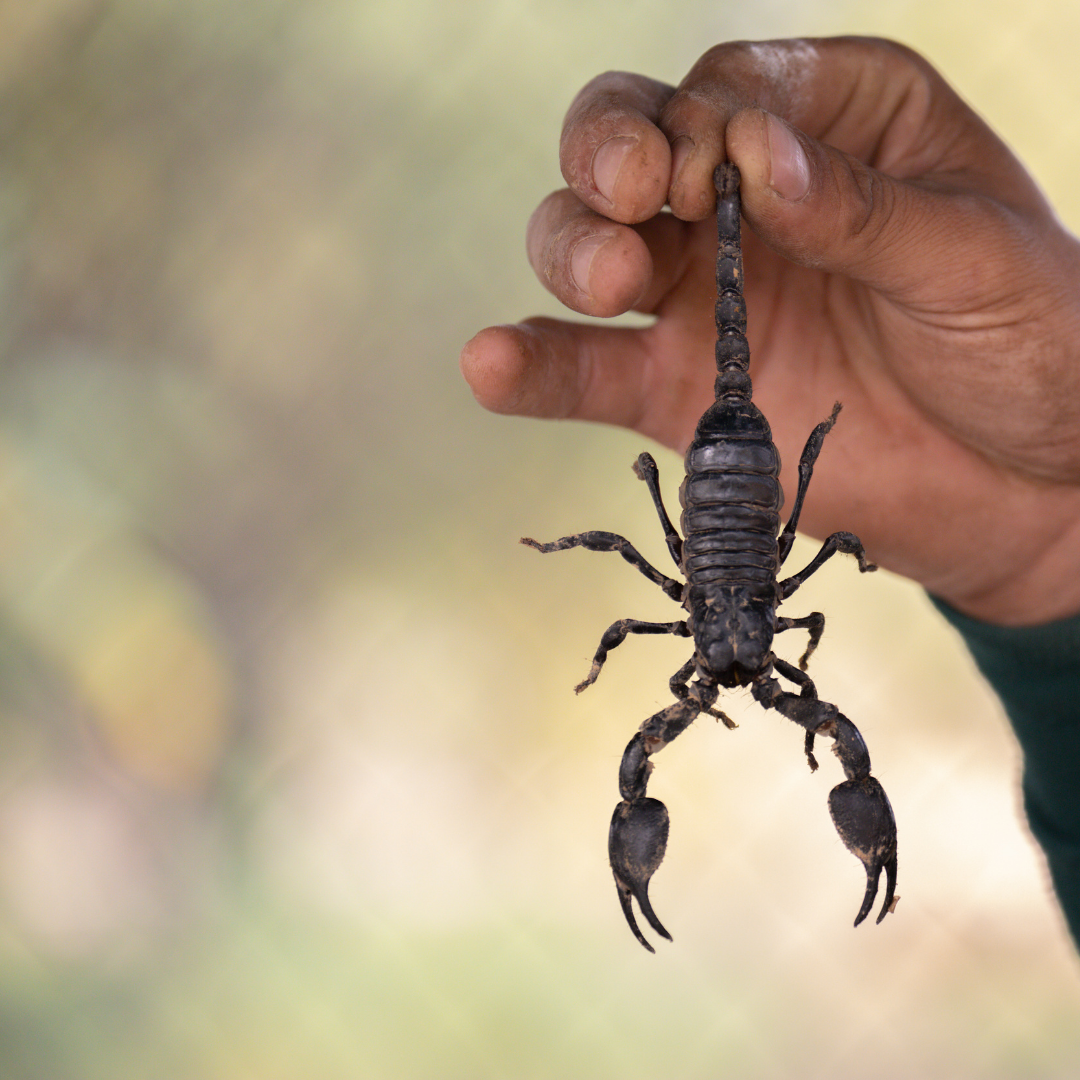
522,163,898,952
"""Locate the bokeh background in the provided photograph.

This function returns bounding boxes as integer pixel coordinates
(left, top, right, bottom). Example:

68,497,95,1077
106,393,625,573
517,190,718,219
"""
0,1,1078,1077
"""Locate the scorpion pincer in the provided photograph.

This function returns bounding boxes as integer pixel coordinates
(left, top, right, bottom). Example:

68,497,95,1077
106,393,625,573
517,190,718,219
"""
522,163,898,951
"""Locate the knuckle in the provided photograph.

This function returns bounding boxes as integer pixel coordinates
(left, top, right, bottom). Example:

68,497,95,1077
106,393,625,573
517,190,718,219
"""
658,91,722,138
564,70,638,122
691,39,758,75
846,36,937,79
833,157,896,250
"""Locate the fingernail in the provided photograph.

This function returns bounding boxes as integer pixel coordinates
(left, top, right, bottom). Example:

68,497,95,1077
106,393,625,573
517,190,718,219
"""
570,235,607,295
592,136,635,202
670,135,694,186
765,113,811,201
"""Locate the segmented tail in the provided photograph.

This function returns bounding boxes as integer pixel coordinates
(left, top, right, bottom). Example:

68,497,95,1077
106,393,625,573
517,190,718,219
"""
713,163,751,400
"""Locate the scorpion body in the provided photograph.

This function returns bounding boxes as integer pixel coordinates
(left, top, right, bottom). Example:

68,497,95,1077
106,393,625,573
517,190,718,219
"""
523,163,898,952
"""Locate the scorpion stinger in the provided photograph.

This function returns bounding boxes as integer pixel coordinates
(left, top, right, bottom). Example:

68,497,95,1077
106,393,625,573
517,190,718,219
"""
522,161,897,950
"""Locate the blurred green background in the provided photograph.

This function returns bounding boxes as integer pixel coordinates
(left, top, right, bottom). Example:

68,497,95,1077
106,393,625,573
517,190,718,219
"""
0,1,1078,1077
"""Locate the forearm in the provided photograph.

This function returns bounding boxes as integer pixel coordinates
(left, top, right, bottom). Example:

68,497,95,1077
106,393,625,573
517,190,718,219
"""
931,595,1080,950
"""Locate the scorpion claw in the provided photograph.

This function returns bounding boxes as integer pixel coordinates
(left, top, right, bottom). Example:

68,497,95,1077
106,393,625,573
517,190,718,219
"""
609,797,672,950
828,777,898,927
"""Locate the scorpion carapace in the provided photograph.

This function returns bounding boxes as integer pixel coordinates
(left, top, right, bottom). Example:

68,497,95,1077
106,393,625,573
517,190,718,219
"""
522,163,898,952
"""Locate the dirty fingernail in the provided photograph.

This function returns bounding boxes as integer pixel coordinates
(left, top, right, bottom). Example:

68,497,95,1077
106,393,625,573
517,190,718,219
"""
765,113,811,201
592,136,636,202
570,235,608,295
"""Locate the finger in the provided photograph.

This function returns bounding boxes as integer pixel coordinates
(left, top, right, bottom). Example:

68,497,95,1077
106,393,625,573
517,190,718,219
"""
526,190,651,317
560,72,677,223
526,189,695,317
726,106,1037,309
460,319,708,446
659,37,1043,222
460,320,650,427
660,38,923,219
554,40,948,226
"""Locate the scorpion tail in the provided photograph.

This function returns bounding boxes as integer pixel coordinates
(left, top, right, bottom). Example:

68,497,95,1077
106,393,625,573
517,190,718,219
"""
609,796,673,951
828,776,899,926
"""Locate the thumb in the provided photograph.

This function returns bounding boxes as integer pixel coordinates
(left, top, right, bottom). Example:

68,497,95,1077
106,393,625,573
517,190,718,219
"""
727,107,1024,308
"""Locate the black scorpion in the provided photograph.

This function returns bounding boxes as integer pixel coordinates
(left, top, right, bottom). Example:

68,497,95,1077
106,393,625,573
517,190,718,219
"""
522,163,898,951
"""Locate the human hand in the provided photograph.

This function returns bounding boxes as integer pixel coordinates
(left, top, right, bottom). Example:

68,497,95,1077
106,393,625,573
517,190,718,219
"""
460,37,1080,625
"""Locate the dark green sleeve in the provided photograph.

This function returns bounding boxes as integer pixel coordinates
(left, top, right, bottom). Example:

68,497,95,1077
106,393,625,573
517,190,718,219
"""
930,595,1080,951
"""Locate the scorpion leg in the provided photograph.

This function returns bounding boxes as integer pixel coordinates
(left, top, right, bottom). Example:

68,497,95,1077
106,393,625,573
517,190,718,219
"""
777,403,842,566
521,531,682,602
575,618,691,693
778,531,877,599
669,657,736,728
632,452,683,568
775,612,826,671
752,670,898,927
772,656,822,770
609,678,720,951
